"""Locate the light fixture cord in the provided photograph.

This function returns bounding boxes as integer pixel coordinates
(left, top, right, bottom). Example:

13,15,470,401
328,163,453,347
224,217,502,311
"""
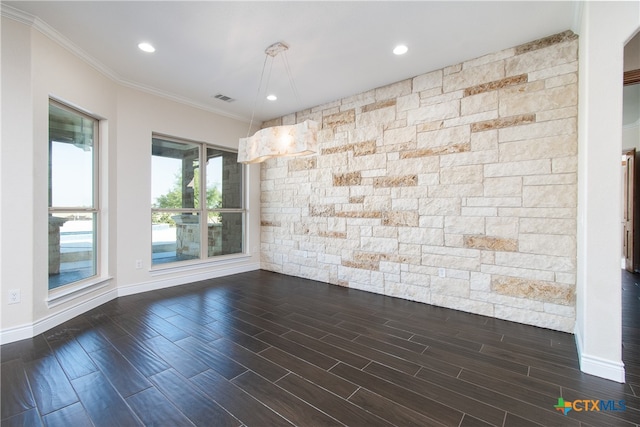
246,54,270,138
282,50,301,105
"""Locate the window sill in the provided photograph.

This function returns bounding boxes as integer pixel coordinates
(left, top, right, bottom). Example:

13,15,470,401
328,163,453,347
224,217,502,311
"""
47,276,113,308
150,253,253,277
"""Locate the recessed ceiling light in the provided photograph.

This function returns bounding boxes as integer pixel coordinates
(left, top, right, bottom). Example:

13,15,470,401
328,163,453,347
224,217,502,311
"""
138,42,156,53
393,45,408,55
266,94,277,101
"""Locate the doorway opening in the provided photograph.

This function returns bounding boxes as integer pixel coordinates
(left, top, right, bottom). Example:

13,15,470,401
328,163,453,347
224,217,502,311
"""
622,30,640,387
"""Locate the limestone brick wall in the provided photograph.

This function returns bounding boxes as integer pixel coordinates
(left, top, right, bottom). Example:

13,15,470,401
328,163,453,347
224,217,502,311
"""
260,31,578,333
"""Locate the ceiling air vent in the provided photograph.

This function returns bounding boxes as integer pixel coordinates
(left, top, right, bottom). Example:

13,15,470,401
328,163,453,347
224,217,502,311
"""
213,94,235,103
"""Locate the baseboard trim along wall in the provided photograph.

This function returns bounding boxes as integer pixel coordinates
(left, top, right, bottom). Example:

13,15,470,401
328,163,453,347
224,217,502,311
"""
0,288,117,345
575,331,626,383
0,263,260,345
118,262,260,297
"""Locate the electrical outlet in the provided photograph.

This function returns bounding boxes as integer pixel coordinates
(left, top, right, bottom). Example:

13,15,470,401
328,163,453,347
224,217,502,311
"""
135,259,143,269
8,289,20,304
438,268,446,278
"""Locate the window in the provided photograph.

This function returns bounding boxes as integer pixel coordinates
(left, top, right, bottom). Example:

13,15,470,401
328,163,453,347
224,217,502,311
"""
151,136,244,265
48,101,99,290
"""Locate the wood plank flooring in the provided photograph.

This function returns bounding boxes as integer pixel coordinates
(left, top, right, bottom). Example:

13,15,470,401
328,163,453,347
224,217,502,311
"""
2,269,639,426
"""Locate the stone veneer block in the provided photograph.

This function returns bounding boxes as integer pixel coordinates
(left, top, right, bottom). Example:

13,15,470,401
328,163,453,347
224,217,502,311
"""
384,127,417,145
401,143,471,159
464,74,528,97
288,157,317,172
485,217,519,239
442,61,505,93
417,121,445,133
407,100,460,124
318,231,347,239
471,114,536,132
353,252,383,262
322,144,352,155
261,117,282,128
439,165,483,184
322,140,377,157
499,85,577,117
461,92,499,116
492,275,574,305
333,172,361,186
464,235,518,252
514,30,577,55
335,211,382,218
484,159,551,177
519,218,576,235
382,211,419,227
373,175,418,188
523,184,577,208
309,205,336,217
499,135,577,163
323,109,356,128
498,117,576,142
353,141,377,156
376,79,412,101
413,70,443,91
362,99,397,113
342,259,380,271
519,234,576,257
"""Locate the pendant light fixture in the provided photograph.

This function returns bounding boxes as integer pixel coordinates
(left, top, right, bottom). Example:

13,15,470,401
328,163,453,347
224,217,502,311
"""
237,42,319,164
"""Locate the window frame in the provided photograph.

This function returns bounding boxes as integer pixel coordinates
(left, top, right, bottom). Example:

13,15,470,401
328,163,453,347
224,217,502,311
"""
151,134,246,268
48,99,101,291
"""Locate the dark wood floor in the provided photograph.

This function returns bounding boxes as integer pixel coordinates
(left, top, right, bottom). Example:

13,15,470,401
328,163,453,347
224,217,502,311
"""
2,270,639,427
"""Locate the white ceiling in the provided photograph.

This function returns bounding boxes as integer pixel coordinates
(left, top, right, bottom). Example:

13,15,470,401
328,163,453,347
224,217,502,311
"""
4,1,578,123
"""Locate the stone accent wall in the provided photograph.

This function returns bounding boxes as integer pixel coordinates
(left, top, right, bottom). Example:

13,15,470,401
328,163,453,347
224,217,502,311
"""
260,31,578,333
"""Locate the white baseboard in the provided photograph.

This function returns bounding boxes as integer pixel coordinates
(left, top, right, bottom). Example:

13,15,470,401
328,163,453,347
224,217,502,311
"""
575,330,626,383
118,262,260,297
0,263,260,345
0,322,35,345
0,288,118,345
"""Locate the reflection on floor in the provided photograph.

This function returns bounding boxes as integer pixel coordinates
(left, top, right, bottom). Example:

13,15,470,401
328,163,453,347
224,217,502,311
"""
622,269,640,390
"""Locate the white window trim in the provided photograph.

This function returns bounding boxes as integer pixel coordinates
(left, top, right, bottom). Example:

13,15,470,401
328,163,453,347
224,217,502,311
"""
48,99,103,293
151,134,246,266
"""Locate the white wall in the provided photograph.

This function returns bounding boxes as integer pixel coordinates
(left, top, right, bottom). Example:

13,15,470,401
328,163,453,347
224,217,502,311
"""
1,18,35,332
115,87,261,296
30,20,120,324
0,16,260,343
576,1,640,382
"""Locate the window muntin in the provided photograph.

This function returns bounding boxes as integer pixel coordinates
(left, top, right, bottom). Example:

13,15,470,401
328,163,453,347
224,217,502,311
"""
48,101,99,290
151,136,244,265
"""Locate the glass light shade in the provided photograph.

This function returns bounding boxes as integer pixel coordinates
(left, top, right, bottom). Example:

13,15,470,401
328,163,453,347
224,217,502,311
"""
237,120,319,164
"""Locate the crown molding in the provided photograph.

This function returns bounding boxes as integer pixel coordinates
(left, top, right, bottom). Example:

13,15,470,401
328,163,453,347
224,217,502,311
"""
2,3,119,82
1,3,251,124
117,78,250,124
1,3,34,25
